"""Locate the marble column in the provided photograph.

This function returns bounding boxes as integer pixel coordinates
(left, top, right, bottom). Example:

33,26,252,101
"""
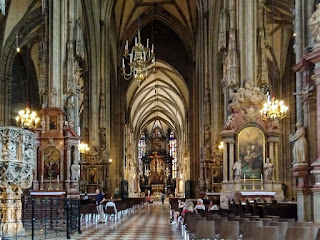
229,141,235,181
274,141,279,181
223,140,228,182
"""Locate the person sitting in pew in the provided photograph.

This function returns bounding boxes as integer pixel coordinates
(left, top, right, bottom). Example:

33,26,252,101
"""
194,198,205,213
208,200,219,211
177,200,194,230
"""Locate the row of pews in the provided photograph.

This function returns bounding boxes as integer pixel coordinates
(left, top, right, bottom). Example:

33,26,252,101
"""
80,197,146,222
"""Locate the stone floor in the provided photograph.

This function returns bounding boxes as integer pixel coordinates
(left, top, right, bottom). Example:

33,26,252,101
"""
71,202,181,240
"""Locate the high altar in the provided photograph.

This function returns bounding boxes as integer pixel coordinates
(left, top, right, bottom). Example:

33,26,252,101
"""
220,81,284,208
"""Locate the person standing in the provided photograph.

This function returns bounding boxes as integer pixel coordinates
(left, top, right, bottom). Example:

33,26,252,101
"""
96,189,106,223
161,192,165,204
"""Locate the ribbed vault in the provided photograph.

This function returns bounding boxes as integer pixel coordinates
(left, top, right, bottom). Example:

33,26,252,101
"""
127,61,188,138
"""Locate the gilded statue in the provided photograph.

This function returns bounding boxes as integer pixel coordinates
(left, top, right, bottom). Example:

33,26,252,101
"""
289,123,308,164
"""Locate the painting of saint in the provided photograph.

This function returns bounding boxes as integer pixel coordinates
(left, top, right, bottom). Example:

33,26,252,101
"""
238,126,265,178
43,146,60,178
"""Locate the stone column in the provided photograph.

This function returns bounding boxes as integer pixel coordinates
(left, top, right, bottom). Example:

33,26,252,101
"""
292,163,312,221
294,0,304,124
223,140,228,182
274,141,279,181
66,146,71,181
309,51,320,222
229,140,235,181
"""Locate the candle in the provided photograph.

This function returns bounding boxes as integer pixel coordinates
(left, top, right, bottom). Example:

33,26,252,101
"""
135,37,137,45
41,175,43,184
147,38,149,48
261,174,263,184
122,58,125,68
57,175,59,184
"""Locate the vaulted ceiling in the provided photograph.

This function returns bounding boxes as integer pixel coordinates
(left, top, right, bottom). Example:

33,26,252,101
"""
114,0,197,47
127,60,188,139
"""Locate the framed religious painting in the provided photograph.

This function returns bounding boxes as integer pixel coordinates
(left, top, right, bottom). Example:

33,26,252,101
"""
238,126,265,178
43,146,61,178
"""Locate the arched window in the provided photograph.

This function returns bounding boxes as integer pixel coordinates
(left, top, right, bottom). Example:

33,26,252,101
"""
138,133,146,162
169,131,177,178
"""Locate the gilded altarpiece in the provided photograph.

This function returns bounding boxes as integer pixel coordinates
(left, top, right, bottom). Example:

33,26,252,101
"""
220,81,284,208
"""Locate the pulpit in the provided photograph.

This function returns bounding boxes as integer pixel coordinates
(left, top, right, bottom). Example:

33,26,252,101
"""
32,107,80,198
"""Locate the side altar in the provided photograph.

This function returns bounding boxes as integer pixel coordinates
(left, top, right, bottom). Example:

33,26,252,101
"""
32,107,81,198
220,81,284,208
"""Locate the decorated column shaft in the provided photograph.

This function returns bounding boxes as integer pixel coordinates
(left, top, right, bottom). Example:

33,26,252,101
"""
0,127,35,238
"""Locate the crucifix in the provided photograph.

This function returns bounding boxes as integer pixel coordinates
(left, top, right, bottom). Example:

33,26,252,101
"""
250,174,256,190
48,173,53,191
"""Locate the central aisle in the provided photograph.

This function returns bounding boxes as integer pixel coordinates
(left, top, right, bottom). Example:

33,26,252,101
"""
74,203,181,240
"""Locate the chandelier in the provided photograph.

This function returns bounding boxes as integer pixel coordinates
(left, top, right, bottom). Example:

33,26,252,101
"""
15,106,40,129
260,96,288,121
121,30,155,86
78,142,90,154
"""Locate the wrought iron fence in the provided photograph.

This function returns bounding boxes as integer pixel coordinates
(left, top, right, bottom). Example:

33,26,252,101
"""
0,198,81,240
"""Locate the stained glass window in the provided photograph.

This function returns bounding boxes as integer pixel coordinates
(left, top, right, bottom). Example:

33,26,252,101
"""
169,131,177,178
138,133,146,162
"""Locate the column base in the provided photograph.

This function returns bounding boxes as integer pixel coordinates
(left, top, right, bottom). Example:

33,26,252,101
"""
2,221,25,239
292,163,310,189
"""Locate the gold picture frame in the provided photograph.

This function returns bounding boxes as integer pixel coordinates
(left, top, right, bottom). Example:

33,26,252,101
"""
238,126,265,178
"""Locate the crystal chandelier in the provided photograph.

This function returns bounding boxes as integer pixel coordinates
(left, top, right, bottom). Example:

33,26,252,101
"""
121,30,155,86
260,95,288,121
15,106,40,129
78,142,90,154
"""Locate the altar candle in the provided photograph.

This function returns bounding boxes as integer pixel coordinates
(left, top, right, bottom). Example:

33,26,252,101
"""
41,175,43,184
244,174,246,183
261,174,263,184
57,175,59,184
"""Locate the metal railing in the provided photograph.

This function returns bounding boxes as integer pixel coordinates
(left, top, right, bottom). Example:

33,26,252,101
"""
0,198,81,240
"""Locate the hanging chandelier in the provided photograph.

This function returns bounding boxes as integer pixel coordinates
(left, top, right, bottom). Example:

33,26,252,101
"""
15,106,40,129
260,95,288,121
78,142,90,154
121,30,155,86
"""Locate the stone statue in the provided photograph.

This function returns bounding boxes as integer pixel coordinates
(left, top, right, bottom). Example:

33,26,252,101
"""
65,95,75,127
309,3,320,47
233,159,242,181
263,158,274,181
289,123,308,164
50,87,57,107
71,162,80,180
224,113,235,130
293,85,315,103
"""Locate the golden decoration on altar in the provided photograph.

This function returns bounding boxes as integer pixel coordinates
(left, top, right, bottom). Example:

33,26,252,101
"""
121,30,155,86
78,142,90,154
218,141,224,152
260,96,288,121
15,107,40,129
